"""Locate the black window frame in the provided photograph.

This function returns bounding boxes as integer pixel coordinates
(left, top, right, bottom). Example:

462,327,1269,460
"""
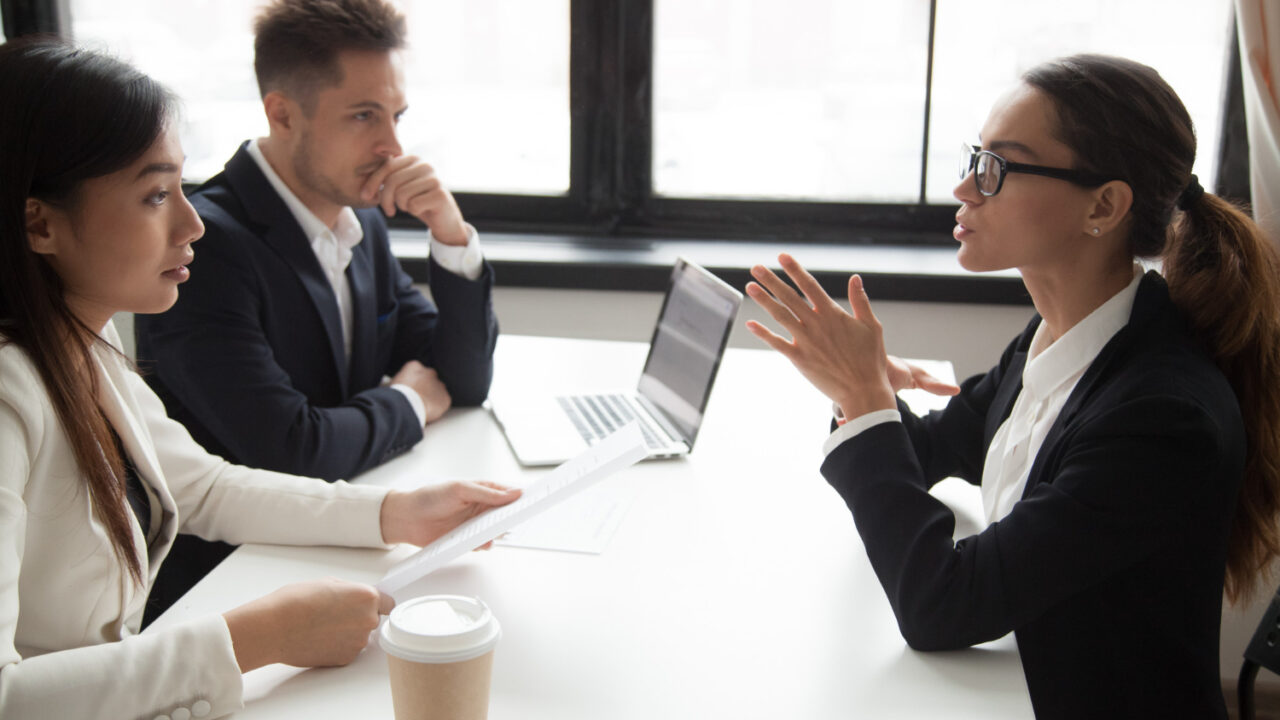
467,0,957,245
4,0,955,244
3,0,1251,263
450,0,1249,246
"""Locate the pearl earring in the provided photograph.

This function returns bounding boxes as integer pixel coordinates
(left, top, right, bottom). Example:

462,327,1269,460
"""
1090,227,1101,236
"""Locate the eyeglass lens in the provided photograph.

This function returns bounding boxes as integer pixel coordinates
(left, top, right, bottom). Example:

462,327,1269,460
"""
959,144,1001,196
975,153,999,195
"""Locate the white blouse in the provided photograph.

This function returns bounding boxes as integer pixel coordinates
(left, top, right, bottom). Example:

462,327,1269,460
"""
979,267,1142,524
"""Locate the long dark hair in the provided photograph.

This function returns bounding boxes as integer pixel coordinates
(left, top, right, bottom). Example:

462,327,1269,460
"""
1024,54,1280,604
0,37,176,584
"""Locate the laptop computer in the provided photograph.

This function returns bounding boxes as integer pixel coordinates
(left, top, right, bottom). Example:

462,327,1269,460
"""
489,257,743,467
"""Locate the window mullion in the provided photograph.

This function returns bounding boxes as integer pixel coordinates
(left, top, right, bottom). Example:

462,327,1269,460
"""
918,0,938,206
2,0,68,37
618,0,654,228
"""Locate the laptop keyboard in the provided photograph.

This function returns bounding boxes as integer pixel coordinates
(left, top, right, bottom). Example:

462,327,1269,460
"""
557,394,673,450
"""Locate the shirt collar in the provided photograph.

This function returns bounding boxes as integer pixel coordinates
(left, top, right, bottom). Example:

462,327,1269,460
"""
245,139,362,254
1022,264,1144,400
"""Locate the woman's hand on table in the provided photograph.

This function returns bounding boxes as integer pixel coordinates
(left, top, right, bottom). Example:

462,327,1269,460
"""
745,254,898,419
222,482,520,673
223,577,394,672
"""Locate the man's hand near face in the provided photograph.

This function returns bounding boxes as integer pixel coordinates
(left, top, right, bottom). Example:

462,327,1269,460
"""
360,155,469,246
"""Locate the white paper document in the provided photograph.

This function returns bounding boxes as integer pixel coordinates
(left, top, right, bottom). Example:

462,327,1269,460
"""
377,423,649,594
493,478,636,554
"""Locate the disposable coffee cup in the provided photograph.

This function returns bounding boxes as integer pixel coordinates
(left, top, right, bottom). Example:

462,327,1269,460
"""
380,595,502,720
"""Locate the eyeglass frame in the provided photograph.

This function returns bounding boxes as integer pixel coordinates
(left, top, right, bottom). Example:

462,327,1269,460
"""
961,143,1115,197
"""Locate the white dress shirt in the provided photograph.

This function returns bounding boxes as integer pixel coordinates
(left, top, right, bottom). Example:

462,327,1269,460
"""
245,140,484,425
978,266,1142,524
822,266,1144,526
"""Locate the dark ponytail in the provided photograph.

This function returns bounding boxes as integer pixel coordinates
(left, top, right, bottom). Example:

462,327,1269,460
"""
0,37,176,585
1165,192,1280,603
1024,54,1280,604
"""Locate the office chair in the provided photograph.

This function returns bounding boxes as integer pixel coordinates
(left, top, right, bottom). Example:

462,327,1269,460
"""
1240,585,1280,720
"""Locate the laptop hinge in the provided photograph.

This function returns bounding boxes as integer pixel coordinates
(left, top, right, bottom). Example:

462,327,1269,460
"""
635,394,691,448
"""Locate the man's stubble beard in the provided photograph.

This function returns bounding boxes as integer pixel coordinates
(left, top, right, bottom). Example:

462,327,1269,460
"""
292,129,373,211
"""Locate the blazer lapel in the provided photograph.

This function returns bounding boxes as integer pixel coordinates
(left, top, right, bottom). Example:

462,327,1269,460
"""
1019,271,1169,496
92,345,176,593
986,348,1027,451
224,143,349,396
345,241,377,390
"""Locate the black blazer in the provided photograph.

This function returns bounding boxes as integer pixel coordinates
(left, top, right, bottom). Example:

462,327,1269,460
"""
821,272,1243,719
136,142,498,481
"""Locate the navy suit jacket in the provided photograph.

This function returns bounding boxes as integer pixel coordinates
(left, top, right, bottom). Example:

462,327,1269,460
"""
821,272,1242,719
136,142,498,481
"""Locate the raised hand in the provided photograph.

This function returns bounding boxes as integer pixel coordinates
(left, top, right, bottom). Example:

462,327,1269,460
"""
744,253,898,420
886,355,960,397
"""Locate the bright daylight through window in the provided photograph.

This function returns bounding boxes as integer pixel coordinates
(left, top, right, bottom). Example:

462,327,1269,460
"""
654,0,1234,204
69,0,570,195
72,0,1233,213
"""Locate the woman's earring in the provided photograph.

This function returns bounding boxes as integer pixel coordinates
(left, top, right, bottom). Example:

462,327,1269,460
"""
1090,227,1101,236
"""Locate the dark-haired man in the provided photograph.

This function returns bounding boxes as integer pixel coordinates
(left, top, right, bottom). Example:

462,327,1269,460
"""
136,0,497,620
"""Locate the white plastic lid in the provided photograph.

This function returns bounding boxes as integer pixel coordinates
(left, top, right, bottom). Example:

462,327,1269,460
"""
380,595,501,664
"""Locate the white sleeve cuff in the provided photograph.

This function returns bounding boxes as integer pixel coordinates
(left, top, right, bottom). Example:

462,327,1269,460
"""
427,223,483,280
822,408,902,457
391,384,428,426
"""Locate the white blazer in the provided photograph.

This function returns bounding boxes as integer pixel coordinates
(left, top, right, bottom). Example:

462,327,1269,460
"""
0,322,391,720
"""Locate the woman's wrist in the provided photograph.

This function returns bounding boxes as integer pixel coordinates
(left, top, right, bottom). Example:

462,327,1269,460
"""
223,601,280,672
379,490,406,545
836,386,897,421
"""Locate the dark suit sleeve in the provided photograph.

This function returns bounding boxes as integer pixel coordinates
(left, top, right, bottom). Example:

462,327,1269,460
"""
387,254,497,407
821,390,1234,651
896,330,1025,488
137,213,424,481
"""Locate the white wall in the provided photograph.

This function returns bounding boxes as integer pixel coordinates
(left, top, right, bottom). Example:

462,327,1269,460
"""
115,285,1034,376
115,286,1033,378
490,286,1034,381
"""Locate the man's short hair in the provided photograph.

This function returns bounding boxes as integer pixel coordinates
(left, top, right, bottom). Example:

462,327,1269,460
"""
254,0,407,109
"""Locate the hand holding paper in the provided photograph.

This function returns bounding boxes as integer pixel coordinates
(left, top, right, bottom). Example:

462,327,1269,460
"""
380,480,523,547
377,423,649,594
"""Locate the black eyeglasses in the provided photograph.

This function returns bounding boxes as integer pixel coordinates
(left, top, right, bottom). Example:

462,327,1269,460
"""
960,143,1114,197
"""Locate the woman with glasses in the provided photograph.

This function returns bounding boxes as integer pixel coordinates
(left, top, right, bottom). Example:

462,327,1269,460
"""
0,38,519,720
747,54,1280,718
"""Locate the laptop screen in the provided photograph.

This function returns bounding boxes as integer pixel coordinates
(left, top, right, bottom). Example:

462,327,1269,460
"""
637,258,743,443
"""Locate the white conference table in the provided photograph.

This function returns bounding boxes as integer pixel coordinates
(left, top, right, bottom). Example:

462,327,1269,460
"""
150,334,1033,719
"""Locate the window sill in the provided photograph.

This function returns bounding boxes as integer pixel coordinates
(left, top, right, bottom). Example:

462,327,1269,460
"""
390,230,1030,306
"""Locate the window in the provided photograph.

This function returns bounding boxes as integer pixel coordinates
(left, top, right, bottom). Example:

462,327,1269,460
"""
66,0,570,193
925,0,1233,203
653,1,932,203
11,0,1240,246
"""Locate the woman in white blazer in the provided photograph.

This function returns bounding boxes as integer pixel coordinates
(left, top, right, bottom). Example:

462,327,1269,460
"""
0,38,520,720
